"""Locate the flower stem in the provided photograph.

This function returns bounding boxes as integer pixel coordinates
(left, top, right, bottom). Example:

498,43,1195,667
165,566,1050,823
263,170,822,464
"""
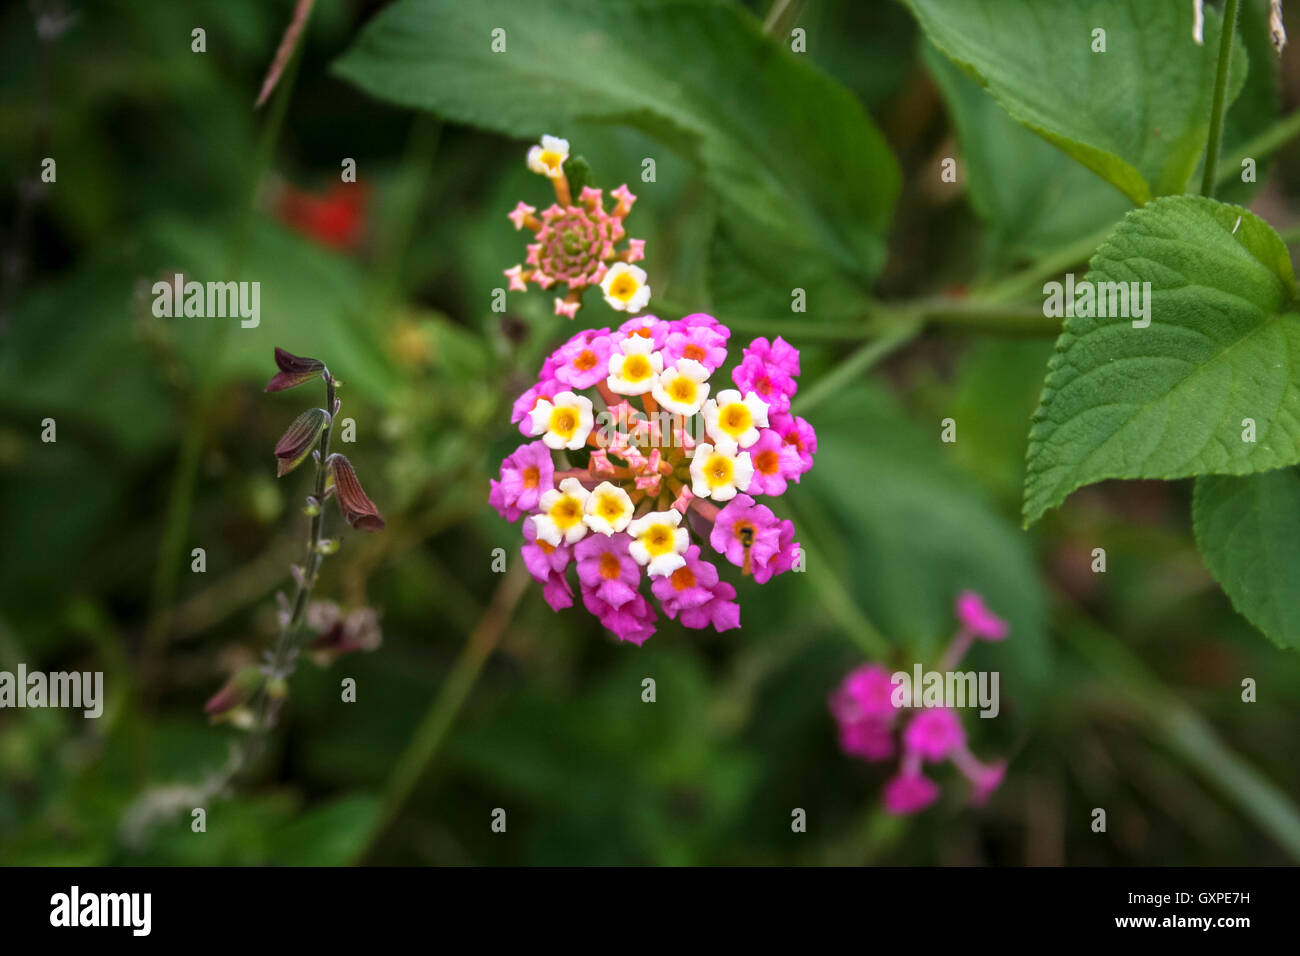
237,371,337,776
1200,0,1241,198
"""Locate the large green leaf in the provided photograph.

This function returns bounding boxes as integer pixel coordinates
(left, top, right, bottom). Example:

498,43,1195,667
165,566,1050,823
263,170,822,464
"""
1024,196,1300,525
1194,470,1300,652
333,0,898,287
922,43,1131,268
903,0,1245,204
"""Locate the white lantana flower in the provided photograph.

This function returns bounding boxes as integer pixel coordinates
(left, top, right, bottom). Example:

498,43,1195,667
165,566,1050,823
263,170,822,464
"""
626,509,689,577
689,442,753,502
583,481,635,535
599,262,652,313
527,135,570,179
528,390,594,450
607,336,663,396
702,389,769,451
532,477,591,546
652,359,710,417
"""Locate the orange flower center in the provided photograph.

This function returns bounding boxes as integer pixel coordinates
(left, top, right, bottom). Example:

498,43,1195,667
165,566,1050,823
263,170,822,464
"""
670,566,696,591
522,466,540,488
599,551,622,580
683,344,707,361
755,450,779,475
574,349,598,372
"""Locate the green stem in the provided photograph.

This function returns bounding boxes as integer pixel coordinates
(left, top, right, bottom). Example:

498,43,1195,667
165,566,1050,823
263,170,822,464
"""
792,319,922,415
1200,0,1241,198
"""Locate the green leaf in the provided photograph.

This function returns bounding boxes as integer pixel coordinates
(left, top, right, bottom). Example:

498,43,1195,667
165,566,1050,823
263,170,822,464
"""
1024,196,1299,525
921,42,1131,268
1194,470,1300,651
903,0,1246,204
332,0,899,286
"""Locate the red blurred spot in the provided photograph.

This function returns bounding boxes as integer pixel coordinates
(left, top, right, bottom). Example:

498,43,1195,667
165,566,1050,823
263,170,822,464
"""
274,182,368,250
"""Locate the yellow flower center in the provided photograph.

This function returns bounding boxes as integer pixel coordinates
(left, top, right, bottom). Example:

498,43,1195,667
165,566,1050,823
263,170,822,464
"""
549,496,582,529
622,354,652,381
668,376,697,405
642,524,675,556
539,149,564,173
719,403,752,437
609,274,639,301
596,492,625,521
704,453,733,488
549,406,578,438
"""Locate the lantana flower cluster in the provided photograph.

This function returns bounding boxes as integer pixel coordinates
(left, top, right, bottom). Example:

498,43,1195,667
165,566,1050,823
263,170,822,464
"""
491,313,817,644
829,591,1010,815
504,135,649,320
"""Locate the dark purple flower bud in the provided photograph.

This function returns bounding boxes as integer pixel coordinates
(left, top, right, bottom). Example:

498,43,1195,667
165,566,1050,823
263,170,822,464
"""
265,347,325,392
329,454,385,531
275,407,329,477
305,601,382,664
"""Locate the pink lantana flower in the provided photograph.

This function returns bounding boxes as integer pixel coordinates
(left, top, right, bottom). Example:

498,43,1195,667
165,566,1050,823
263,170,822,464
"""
490,442,555,521
769,412,818,475
575,533,642,609
955,590,1010,641
903,708,966,762
733,336,800,414
491,312,815,644
745,429,805,497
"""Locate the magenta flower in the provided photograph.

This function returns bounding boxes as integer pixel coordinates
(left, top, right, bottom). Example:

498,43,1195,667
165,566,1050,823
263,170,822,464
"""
838,719,896,761
955,590,1010,641
710,495,785,575
745,429,804,496
830,592,1010,814
552,328,614,390
883,772,941,815
830,664,899,724
732,336,800,414
491,442,555,521
663,323,728,372
679,580,740,632
903,708,966,762
769,412,818,475
575,533,642,609
492,312,815,644
650,544,718,614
